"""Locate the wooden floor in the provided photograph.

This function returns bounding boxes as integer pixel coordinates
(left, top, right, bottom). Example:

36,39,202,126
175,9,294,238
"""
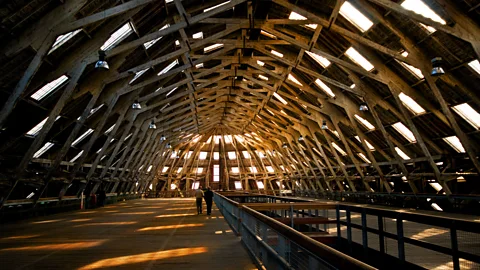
0,199,257,270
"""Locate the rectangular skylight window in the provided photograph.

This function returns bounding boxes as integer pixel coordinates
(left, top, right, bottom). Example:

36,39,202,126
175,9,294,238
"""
288,11,318,29
271,50,283,58
452,103,480,129
203,43,223,53
354,114,375,130
195,63,204,68
162,166,169,173
332,142,347,156
31,75,69,101
357,153,371,163
124,133,133,141
185,151,193,159
242,151,251,158
196,167,204,174
143,24,170,49
100,22,133,51
401,0,446,25
214,152,219,160
147,165,153,172
354,136,375,150
177,167,183,173
399,92,426,115
191,181,200,189
392,122,416,143
231,167,239,173
315,79,335,98
257,60,265,66
192,32,204,39
266,166,274,172
339,1,374,32
228,151,236,160
165,87,178,97
70,150,84,163
345,47,374,71
256,181,265,189
204,0,231,12
261,30,276,39
258,74,269,81
398,52,424,79
468,60,480,75
104,124,115,135
234,181,242,190
33,142,54,158
288,74,303,86
49,29,82,54
306,51,331,68
249,167,258,173
72,128,94,146
199,152,208,159
130,68,149,84
273,92,288,105
213,164,220,182
158,59,179,76
26,116,60,136
443,136,465,153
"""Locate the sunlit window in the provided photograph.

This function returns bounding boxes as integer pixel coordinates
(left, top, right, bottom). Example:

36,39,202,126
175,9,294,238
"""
147,165,153,172
257,151,266,158
192,181,200,189
165,86,178,97
257,60,265,66
204,0,231,12
354,136,375,150
345,47,374,71
452,103,480,130
72,129,94,146
392,122,416,143
177,167,183,173
228,151,236,160
399,92,426,115
332,142,347,156
468,60,480,75
401,0,446,25
158,59,179,76
162,166,169,173
443,136,465,153
357,153,371,163
26,116,60,136
144,24,170,49
100,22,133,51
258,74,268,81
249,167,258,173
399,52,424,79
33,142,54,158
271,50,283,58
31,75,69,101
224,135,233,143
69,150,83,163
288,11,317,29
261,30,276,39
124,133,133,141
130,68,149,84
315,79,335,98
234,181,242,190
49,29,82,54
231,167,240,173
242,151,251,158
305,51,331,68
204,43,223,53
257,181,265,189
354,114,375,131
288,74,302,86
395,147,411,160
266,166,274,172
213,152,220,160
192,32,203,39
185,151,193,159
196,167,204,174
199,152,208,160
339,1,374,32
213,164,220,182
104,124,115,135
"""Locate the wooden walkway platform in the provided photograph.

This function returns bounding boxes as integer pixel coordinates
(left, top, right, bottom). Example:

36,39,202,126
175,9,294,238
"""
0,198,257,270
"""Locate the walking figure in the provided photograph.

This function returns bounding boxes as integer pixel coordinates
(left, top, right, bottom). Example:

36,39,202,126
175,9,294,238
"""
195,186,204,214
204,187,213,215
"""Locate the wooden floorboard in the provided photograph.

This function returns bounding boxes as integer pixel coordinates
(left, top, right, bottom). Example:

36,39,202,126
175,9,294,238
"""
0,199,257,270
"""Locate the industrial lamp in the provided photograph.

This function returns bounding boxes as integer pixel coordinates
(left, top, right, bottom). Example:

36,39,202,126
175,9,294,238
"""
282,143,288,148
166,143,172,149
298,135,304,141
132,100,141,110
431,57,445,76
149,120,156,129
359,102,368,111
95,50,109,70
321,120,328,130
160,135,166,141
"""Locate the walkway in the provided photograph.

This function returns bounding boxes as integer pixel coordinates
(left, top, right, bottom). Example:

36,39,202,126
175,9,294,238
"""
0,198,257,270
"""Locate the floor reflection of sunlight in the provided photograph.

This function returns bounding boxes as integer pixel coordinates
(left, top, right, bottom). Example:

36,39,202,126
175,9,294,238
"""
69,219,93,222
31,219,63,224
432,259,473,270
410,228,448,240
1,234,42,240
0,240,106,251
163,207,194,211
74,222,137,227
156,213,196,218
137,224,204,231
113,212,154,215
78,247,208,269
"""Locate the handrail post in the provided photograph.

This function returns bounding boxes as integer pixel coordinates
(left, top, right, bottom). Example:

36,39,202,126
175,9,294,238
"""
450,221,460,270
396,214,405,262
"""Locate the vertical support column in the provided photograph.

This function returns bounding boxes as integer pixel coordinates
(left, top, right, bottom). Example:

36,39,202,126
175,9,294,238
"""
378,215,385,254
361,208,368,258
346,207,352,253
396,215,405,262
450,221,460,270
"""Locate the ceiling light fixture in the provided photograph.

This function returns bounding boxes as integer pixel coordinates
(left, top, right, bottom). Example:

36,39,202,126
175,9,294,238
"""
95,50,109,70
132,100,141,110
282,143,288,148
298,135,304,141
166,143,172,149
160,135,166,141
359,102,368,111
321,120,328,130
149,120,156,129
431,57,445,76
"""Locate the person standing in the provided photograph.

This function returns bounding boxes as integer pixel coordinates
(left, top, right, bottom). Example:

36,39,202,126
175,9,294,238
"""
204,187,214,215
195,186,204,214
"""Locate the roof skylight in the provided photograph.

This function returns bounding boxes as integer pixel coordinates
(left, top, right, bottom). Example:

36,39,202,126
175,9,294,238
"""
31,75,69,101
332,142,347,156
315,79,335,98
257,181,265,189
249,167,258,173
199,152,208,160
158,59,179,76
70,150,84,163
357,153,371,163
266,166,274,172
443,136,465,153
257,60,265,66
354,114,375,130
204,43,224,53
204,0,231,12
104,124,115,135
228,151,236,160
261,30,276,39
271,50,283,58
288,11,318,29
306,51,331,68
234,181,242,190
130,68,149,84
392,122,416,143
452,103,480,130
273,92,288,105
288,74,303,86
72,128,94,146
399,52,424,79
162,166,169,173
468,60,480,75
339,1,374,32
33,142,54,158
345,47,374,71
196,167,204,174
401,0,446,25
214,152,219,160
143,24,170,49
354,136,375,150
258,74,269,81
231,167,240,173
49,29,82,54
26,116,60,137
242,151,251,158
100,22,133,51
192,32,203,39
395,147,411,160
399,92,426,115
